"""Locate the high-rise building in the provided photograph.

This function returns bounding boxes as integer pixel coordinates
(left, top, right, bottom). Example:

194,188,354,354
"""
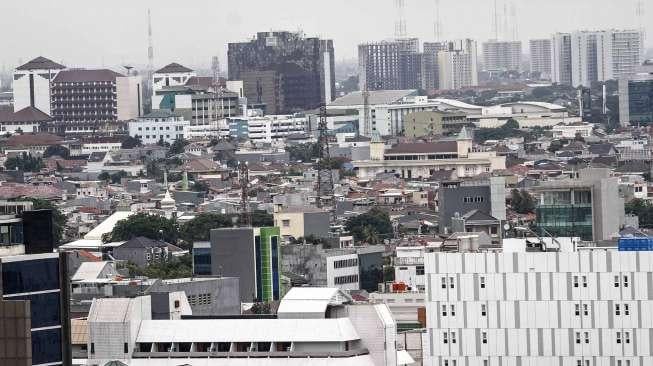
437,39,479,90
13,56,66,115
194,227,281,302
50,69,143,125
551,32,573,85
0,201,70,366
228,31,335,114
422,42,449,90
568,30,643,87
358,38,423,91
529,39,552,79
481,40,522,71
423,249,653,366
618,61,653,126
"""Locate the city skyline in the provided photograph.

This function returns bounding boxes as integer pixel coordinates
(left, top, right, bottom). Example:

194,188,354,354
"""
0,0,649,71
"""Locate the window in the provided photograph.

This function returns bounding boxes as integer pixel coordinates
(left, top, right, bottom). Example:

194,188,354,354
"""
615,304,621,316
442,305,447,316
573,276,579,288
480,276,486,289
282,219,290,227
584,332,589,344
451,331,456,344
416,265,425,275
482,332,487,344
583,304,589,316
449,277,455,289
174,300,180,309
441,277,447,289
481,304,487,316
450,305,456,316
624,304,630,315
575,304,580,316
625,332,630,344
616,332,621,344
91,343,95,354
124,343,129,353
614,276,620,288
443,332,448,344
575,332,581,344
582,275,588,288
623,275,629,288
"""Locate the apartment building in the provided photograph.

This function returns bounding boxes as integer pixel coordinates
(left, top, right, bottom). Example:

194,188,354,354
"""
482,40,522,72
438,39,479,90
128,110,189,145
423,250,653,366
530,39,553,79
12,56,66,115
227,114,308,142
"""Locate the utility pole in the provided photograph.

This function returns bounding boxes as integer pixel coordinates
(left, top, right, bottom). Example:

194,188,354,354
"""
315,104,334,208
239,161,251,226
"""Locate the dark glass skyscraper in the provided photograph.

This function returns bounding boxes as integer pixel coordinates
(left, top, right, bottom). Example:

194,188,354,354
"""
228,31,335,115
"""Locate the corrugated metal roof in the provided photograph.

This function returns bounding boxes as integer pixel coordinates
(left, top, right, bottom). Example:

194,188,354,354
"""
83,211,135,240
136,318,360,342
329,90,417,107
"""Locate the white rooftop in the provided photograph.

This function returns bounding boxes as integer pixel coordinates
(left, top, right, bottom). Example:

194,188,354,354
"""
71,261,114,282
278,287,353,319
84,211,135,240
136,318,360,343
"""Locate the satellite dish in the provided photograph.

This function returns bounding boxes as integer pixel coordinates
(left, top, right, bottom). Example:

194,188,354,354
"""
503,223,511,231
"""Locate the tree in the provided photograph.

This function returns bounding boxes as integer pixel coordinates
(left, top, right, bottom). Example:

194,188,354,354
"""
4,153,44,172
110,170,128,184
193,180,210,193
43,145,70,159
250,210,274,227
179,212,234,243
16,198,66,246
122,136,142,149
106,212,179,243
625,199,653,228
98,172,111,182
511,189,536,214
547,139,568,153
126,253,192,279
168,138,189,156
250,302,272,314
345,207,393,244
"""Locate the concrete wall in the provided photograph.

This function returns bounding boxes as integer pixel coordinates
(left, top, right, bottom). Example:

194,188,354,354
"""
439,185,491,233
210,228,255,302
152,277,240,316
116,76,142,121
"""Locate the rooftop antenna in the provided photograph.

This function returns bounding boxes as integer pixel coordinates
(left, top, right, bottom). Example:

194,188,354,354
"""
433,0,442,41
239,161,251,226
147,9,154,86
395,0,407,39
123,65,134,76
315,104,334,209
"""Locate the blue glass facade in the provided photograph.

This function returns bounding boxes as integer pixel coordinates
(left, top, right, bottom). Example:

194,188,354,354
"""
628,79,653,125
1,256,65,366
271,237,279,301
192,247,211,275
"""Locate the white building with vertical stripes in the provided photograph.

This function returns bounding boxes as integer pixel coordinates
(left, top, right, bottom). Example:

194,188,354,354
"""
423,250,653,366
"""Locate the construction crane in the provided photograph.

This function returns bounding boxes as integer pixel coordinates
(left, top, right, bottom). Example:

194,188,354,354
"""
239,161,251,226
315,104,334,209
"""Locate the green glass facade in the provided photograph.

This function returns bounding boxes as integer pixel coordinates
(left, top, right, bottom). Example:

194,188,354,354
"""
535,189,594,241
628,79,653,125
256,227,281,302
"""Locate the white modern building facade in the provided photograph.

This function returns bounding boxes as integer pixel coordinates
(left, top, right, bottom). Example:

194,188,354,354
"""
152,63,196,94
13,56,66,115
530,39,553,79
128,110,189,145
438,39,479,90
423,250,653,366
228,114,308,142
482,41,522,72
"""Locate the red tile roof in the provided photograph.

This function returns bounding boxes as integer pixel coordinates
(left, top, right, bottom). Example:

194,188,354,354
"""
4,133,63,147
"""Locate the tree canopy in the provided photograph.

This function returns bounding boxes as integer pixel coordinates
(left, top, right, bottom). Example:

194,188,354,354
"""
473,119,523,142
105,212,178,243
511,189,536,214
126,253,192,279
168,138,189,156
345,207,393,244
179,212,234,243
121,136,142,149
4,153,44,172
43,145,70,159
625,199,653,228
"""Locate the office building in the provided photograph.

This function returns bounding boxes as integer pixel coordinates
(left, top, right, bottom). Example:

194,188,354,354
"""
551,32,573,85
194,227,281,302
273,207,330,241
358,38,423,91
228,31,335,114
534,168,625,241
422,42,449,90
437,39,479,90
227,114,308,142
128,110,189,145
13,56,66,115
403,109,469,137
86,287,403,365
50,69,142,125
567,30,643,87
529,39,552,79
0,201,70,366
618,61,653,127
482,40,522,72
423,250,653,366
438,177,506,241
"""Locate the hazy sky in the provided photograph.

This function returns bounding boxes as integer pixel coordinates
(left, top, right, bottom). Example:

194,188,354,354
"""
0,0,649,71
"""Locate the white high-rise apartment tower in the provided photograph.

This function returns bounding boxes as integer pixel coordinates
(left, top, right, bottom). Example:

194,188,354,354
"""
482,41,522,72
530,39,552,79
438,39,479,90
